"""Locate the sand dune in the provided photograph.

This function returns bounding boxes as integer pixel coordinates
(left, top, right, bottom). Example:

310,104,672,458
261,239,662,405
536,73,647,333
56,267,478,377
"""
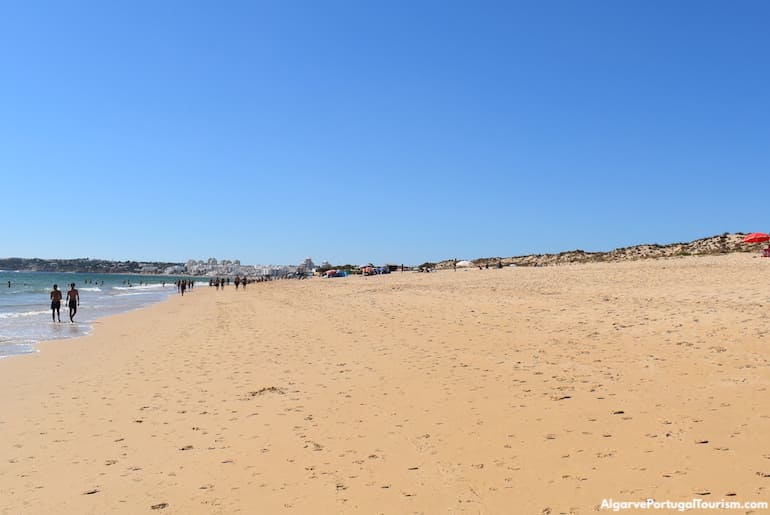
1,253,769,514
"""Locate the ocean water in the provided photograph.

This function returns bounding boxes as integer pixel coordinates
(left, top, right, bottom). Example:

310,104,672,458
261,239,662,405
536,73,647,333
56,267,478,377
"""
0,271,199,358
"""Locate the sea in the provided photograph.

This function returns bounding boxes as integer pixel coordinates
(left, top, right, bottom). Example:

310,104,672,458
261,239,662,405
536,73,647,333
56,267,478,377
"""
0,271,200,359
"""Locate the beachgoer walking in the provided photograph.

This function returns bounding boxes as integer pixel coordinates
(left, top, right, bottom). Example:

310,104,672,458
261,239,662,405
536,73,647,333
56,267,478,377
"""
181,280,187,296
235,276,240,290
50,284,62,322
66,283,79,323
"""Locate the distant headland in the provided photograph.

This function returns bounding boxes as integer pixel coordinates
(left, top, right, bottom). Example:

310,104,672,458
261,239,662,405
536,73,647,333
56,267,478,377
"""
0,257,183,275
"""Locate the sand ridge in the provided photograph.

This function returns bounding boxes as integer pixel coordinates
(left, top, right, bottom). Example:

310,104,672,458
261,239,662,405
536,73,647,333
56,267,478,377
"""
1,253,769,513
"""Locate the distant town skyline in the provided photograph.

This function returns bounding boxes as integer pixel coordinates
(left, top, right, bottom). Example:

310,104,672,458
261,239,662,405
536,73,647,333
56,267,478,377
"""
0,255,334,276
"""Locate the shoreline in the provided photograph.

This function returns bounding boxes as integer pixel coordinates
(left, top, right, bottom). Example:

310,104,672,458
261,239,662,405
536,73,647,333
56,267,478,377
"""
0,274,203,360
1,254,769,513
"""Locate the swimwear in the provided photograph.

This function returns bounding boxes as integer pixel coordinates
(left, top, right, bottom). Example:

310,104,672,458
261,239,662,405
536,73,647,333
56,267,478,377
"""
51,300,61,309
68,300,77,309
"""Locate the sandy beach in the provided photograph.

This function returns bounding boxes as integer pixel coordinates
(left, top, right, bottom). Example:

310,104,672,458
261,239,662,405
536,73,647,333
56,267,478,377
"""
1,254,769,514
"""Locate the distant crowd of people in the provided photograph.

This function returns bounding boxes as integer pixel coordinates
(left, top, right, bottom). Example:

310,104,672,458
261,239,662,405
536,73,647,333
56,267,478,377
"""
207,275,277,290
176,279,195,295
174,275,307,295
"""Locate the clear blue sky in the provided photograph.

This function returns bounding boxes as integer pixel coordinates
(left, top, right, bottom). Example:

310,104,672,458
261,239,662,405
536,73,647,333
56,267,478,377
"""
2,1,768,265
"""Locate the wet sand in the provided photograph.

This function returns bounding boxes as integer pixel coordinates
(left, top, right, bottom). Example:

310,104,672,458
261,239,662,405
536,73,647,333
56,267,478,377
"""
1,254,769,514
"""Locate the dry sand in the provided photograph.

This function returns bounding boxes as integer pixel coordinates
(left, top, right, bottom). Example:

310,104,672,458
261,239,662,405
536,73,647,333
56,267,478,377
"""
1,254,769,514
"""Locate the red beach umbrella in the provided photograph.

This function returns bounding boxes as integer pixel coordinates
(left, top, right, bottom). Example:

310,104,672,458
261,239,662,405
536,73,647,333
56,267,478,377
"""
743,232,770,243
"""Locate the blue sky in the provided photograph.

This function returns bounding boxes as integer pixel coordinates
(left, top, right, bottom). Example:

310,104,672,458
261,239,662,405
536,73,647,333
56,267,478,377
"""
1,1,768,265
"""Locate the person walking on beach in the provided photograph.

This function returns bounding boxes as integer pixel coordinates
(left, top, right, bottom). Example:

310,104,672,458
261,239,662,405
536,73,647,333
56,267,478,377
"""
50,284,62,322
66,283,79,323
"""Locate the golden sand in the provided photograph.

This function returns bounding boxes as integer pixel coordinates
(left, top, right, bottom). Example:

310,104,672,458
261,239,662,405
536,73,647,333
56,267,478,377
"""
1,254,769,514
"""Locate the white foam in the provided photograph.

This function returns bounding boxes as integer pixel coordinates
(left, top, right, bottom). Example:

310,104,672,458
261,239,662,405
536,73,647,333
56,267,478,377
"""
80,287,102,292
0,310,49,319
112,284,167,291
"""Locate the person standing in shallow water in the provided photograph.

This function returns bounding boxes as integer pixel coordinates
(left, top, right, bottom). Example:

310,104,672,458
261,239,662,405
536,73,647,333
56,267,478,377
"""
50,284,62,322
66,283,79,323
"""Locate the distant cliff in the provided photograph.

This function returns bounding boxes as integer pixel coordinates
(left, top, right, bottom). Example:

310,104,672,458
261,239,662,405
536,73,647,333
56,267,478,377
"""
0,257,183,274
435,233,763,269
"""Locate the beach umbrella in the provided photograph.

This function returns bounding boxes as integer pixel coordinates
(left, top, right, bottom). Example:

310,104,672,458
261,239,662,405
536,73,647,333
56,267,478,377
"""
743,232,770,243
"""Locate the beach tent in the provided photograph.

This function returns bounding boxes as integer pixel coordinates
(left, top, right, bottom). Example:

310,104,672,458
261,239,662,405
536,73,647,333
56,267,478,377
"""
456,260,474,268
743,232,770,243
743,232,770,257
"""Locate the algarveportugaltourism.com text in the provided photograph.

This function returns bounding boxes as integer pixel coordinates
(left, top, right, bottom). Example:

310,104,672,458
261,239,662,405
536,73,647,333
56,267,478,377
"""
600,498,769,512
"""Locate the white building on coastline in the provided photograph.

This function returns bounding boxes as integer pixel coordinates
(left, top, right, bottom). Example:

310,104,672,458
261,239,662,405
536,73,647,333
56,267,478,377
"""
300,257,315,270
181,257,304,278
